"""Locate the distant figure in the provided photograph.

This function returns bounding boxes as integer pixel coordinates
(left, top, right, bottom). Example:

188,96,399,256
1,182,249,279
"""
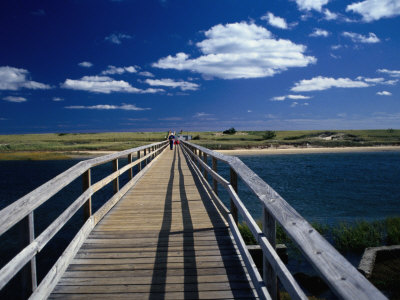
168,133,175,150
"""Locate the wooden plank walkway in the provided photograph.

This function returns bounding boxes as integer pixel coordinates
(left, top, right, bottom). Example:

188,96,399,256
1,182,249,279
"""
49,145,257,299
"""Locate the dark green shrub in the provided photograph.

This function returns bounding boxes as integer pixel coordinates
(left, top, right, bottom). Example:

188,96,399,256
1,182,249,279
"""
223,127,236,135
332,221,383,252
238,222,257,245
263,131,276,140
192,135,200,140
386,217,400,245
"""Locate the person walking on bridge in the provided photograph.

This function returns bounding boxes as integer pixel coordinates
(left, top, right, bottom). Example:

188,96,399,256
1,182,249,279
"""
168,132,175,150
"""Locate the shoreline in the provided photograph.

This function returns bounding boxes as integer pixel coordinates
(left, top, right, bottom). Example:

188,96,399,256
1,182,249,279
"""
1,146,400,160
216,146,400,156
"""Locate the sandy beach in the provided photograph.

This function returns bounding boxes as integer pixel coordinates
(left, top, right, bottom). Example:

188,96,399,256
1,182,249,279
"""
216,146,400,156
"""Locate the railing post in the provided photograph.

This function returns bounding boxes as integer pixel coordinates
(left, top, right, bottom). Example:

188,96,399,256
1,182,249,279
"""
137,151,141,172
113,159,119,194
230,167,238,224
263,206,278,300
18,212,37,298
144,148,147,166
82,169,91,220
212,157,218,195
128,153,133,179
203,152,208,179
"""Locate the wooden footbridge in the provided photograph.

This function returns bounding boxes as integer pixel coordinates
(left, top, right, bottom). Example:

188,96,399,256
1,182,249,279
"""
0,140,387,299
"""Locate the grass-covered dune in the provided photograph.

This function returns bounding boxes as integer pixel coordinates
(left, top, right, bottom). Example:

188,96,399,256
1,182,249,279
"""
185,129,400,150
0,129,399,159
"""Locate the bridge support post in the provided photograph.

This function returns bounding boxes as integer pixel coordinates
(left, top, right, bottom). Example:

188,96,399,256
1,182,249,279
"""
137,151,141,172
128,153,133,180
230,168,238,224
113,159,119,194
144,148,147,167
18,212,37,299
203,153,208,180
82,169,91,220
263,207,278,300
212,158,218,195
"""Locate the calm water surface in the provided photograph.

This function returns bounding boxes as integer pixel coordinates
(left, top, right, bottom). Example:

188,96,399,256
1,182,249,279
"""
0,151,399,297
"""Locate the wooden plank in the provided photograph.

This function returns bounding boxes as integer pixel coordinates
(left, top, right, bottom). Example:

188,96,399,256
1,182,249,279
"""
52,281,254,293
0,141,168,237
182,141,387,300
48,289,257,300
48,145,257,299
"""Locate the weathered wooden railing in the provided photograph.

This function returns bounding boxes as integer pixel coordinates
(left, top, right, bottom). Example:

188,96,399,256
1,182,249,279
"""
180,140,387,300
0,140,168,299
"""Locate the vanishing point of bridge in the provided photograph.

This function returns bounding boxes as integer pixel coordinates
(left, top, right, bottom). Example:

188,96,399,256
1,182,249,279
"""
0,140,387,299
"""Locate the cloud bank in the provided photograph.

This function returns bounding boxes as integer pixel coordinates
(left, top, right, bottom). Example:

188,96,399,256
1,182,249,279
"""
291,76,369,92
346,0,400,22
153,22,316,79
61,76,162,94
65,104,150,111
0,66,51,91
3,96,27,103
101,65,138,75
342,32,380,43
144,78,199,91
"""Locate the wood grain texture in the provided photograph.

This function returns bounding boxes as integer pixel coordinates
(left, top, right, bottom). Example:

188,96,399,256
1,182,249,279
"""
0,141,168,237
182,141,387,300
49,145,257,299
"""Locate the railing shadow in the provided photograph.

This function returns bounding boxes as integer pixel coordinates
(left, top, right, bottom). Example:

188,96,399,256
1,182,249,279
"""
177,146,199,299
149,147,176,299
180,145,256,299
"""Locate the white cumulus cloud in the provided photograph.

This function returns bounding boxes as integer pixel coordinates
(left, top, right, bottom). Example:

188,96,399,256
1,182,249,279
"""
78,61,93,68
261,12,288,29
61,76,163,94
271,94,311,101
377,69,400,77
323,9,339,20
105,33,132,44
377,91,392,96
3,96,27,103
342,31,380,43
291,76,369,92
65,104,150,111
0,66,51,91
144,78,199,91
310,28,330,37
139,71,155,77
293,0,329,12
346,0,400,22
153,22,316,80
101,65,138,75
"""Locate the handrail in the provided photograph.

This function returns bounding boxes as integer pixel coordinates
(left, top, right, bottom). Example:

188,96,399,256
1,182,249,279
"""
180,140,387,300
0,140,168,297
0,141,167,236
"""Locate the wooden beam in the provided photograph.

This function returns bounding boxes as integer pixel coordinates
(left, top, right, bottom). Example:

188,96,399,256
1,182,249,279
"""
127,153,133,179
137,151,141,172
112,159,119,194
82,169,91,221
212,157,218,196
263,207,277,300
203,152,208,180
230,167,238,225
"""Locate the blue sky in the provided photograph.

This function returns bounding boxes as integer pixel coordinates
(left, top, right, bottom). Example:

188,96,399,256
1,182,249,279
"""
1,0,400,134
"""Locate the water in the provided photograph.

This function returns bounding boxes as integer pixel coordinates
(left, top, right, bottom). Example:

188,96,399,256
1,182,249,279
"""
210,151,400,226
0,151,399,297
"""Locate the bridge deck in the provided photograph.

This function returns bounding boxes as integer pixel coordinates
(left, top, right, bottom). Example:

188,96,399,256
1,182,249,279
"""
49,146,257,299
